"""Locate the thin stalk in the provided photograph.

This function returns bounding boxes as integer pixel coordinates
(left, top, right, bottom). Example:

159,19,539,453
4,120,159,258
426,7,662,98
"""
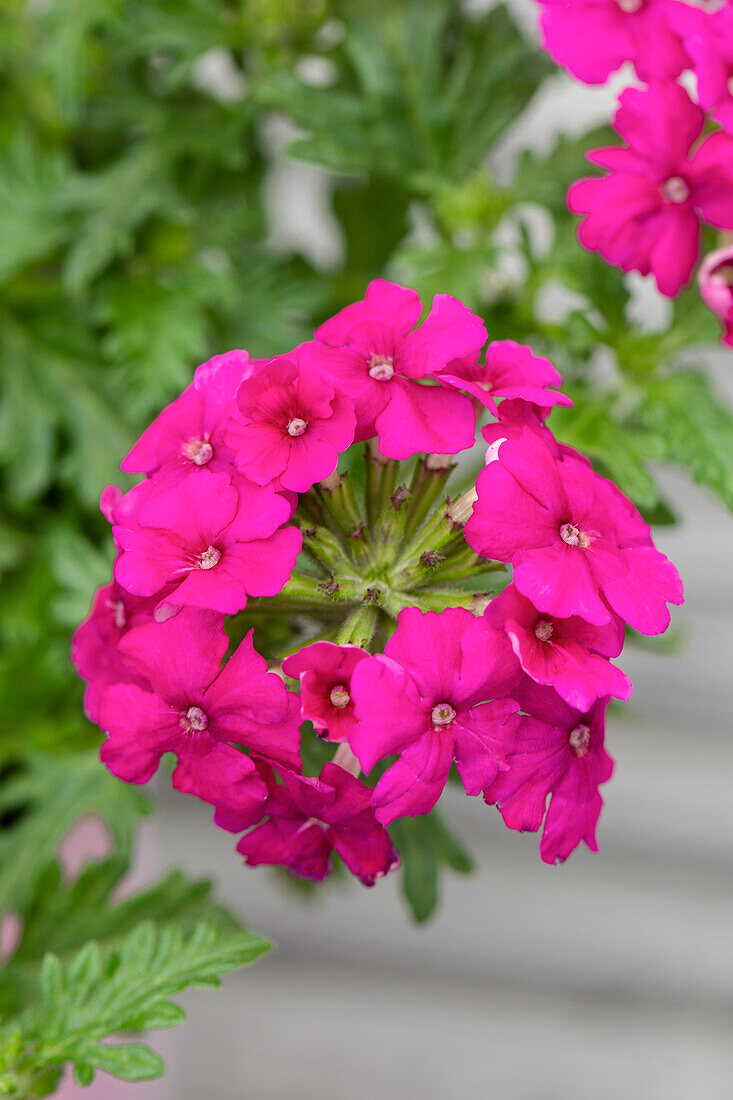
399,457,455,548
335,604,380,649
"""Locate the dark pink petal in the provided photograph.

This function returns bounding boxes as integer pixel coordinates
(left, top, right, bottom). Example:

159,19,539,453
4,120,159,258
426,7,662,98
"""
116,608,226,702
602,546,683,635
350,656,428,772
371,729,454,825
99,682,184,760
222,525,302,598
314,279,423,345
172,743,267,833
453,699,519,796
513,545,613,627
373,378,476,460
396,294,487,380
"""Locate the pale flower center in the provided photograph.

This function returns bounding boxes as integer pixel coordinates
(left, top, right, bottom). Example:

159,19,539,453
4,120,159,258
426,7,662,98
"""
106,598,126,630
183,437,213,465
368,355,395,381
616,0,643,11
286,417,308,437
329,684,351,709
184,705,209,732
431,702,457,728
660,176,689,205
559,522,591,549
198,545,221,570
569,724,591,757
534,619,554,643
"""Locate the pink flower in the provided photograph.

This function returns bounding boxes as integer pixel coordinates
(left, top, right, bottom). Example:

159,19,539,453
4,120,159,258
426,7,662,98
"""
121,350,253,481
113,469,302,614
568,82,733,297
698,246,733,347
349,608,520,824
71,579,167,722
438,340,572,415
236,762,399,885
484,681,614,864
538,0,689,85
282,641,368,742
485,584,632,712
226,346,356,492
671,3,733,133
464,427,683,633
98,609,302,822
313,279,484,459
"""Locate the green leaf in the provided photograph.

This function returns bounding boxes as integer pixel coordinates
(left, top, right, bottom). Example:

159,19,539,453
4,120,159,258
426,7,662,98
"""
260,1,551,188
640,370,733,509
512,126,613,216
391,809,473,923
0,135,73,285
22,920,270,1082
0,752,148,921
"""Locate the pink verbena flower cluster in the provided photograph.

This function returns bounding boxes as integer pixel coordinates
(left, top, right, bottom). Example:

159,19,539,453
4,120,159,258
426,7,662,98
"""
73,280,683,880
537,0,733,334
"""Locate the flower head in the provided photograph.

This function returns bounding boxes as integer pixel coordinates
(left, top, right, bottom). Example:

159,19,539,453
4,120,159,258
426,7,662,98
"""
282,641,368,742
484,681,614,865
438,340,572,416
465,427,683,633
538,0,689,85
568,82,733,296
698,246,733,348
98,608,301,822
313,279,485,459
113,469,302,614
485,584,632,711
121,350,253,482
349,607,520,823
237,762,399,885
227,345,356,492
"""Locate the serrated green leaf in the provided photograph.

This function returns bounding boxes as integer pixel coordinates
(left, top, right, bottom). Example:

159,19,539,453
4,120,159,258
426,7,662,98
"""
640,370,733,509
86,1042,164,1082
20,919,270,1083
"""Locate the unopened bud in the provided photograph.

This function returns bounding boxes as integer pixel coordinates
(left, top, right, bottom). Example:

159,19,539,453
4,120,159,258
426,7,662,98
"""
445,488,477,528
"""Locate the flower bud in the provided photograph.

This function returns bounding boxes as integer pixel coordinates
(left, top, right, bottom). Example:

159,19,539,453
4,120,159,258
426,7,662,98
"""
698,247,733,348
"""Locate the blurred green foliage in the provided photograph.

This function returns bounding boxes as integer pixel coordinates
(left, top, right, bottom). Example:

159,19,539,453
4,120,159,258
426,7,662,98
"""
1,0,733,1088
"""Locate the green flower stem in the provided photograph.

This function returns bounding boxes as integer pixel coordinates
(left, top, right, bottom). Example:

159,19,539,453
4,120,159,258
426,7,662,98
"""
399,457,455,548
363,443,397,528
300,525,357,576
317,472,364,537
410,588,498,613
335,604,380,649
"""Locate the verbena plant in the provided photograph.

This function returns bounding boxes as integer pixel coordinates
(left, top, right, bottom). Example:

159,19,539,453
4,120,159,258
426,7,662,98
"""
1,0,732,1093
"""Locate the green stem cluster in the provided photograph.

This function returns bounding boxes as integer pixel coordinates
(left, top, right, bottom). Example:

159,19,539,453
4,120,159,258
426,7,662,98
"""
245,446,506,655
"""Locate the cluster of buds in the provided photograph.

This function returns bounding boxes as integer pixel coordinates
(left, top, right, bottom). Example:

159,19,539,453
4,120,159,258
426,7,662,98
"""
73,280,683,883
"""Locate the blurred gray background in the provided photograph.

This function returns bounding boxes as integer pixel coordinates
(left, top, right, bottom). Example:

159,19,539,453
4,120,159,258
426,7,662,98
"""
63,2,733,1095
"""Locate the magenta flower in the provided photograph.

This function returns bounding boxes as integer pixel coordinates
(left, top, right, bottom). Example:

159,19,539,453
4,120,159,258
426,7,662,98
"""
698,246,733,347
98,609,301,819
282,641,368,742
538,0,689,85
313,279,484,459
672,3,733,133
484,681,614,865
464,427,683,633
226,346,356,492
71,578,167,722
568,82,733,297
121,350,253,481
348,608,520,824
237,762,399,885
438,340,572,415
113,469,302,614
485,584,632,712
